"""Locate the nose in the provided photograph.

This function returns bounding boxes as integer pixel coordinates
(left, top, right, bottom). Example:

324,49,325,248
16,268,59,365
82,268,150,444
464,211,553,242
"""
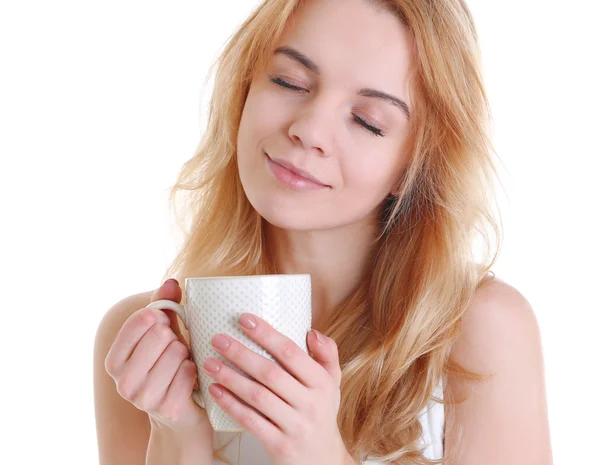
288,98,335,157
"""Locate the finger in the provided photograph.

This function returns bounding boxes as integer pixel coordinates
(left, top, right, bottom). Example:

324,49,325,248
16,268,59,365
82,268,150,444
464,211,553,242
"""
237,313,323,389
121,324,178,394
163,360,197,405
105,308,170,375
140,339,190,406
150,279,187,348
307,330,342,388
150,278,182,304
202,357,296,432
166,309,187,348
161,360,209,428
208,383,283,443
209,333,305,407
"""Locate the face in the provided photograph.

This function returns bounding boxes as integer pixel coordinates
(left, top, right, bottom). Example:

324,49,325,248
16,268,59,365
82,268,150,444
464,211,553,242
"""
236,0,414,231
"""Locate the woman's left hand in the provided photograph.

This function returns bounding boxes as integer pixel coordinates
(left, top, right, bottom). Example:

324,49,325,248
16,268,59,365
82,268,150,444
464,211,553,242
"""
201,312,353,465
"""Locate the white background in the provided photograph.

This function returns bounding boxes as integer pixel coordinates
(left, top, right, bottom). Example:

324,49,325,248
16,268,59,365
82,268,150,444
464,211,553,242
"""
1,1,598,463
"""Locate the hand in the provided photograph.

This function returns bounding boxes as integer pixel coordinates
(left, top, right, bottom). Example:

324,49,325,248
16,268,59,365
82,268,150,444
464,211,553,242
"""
201,313,352,465
105,279,213,438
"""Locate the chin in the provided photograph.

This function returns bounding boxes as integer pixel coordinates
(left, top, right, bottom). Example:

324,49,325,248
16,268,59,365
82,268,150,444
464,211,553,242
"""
240,177,357,232
243,193,317,231
254,203,317,231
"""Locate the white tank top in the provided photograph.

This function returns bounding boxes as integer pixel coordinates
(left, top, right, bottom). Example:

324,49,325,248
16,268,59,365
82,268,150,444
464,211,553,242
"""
212,380,444,464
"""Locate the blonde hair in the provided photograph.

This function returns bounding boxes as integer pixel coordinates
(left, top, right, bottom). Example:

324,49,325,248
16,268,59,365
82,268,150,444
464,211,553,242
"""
160,0,503,463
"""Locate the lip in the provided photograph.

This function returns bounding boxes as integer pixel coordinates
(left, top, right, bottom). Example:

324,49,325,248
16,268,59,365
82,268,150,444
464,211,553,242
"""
266,153,330,187
265,153,330,191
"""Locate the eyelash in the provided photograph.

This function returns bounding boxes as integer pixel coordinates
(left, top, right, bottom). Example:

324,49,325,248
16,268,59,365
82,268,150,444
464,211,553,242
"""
268,76,384,137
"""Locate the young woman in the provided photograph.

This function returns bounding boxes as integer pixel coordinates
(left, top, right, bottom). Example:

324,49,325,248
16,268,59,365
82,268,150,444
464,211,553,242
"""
94,0,553,464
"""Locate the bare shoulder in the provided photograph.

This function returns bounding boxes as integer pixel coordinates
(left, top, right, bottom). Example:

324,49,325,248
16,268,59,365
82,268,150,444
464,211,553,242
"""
449,275,543,382
444,276,553,464
459,276,540,354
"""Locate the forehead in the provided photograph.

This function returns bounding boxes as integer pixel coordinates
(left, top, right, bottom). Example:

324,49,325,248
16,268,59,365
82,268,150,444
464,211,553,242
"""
272,0,413,92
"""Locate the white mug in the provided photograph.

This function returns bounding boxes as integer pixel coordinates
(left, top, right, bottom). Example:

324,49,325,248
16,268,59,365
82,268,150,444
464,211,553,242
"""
145,274,312,432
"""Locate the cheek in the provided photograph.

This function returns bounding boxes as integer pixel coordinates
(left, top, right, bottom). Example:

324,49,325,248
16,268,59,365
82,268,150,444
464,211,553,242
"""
258,94,291,129
239,89,290,148
341,154,399,199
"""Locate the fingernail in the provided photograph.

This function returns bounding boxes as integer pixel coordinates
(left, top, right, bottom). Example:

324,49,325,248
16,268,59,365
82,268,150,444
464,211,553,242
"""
165,278,179,286
209,384,224,398
212,334,231,350
314,330,326,344
239,313,257,329
203,358,221,373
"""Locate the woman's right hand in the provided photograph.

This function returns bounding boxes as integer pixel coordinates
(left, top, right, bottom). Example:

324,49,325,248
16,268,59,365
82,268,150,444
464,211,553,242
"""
104,279,212,435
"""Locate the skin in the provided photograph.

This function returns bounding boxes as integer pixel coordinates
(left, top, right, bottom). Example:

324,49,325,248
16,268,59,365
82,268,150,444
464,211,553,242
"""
236,0,414,332
95,1,553,464
229,0,553,463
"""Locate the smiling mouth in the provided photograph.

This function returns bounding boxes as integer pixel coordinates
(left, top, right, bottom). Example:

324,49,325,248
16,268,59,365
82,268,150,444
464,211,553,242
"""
264,152,329,187
265,152,330,191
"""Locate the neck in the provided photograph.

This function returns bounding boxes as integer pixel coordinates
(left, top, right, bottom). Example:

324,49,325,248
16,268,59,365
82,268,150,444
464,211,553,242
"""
264,216,379,333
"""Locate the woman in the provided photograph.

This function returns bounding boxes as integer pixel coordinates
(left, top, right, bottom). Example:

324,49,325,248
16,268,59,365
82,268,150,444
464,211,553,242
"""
94,0,553,464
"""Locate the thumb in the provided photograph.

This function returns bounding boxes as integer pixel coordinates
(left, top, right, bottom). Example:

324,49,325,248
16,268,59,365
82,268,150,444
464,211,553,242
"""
150,278,182,304
150,278,186,347
308,330,342,388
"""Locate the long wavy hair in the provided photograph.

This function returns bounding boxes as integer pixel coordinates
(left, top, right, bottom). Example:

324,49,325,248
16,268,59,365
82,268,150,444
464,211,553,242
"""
160,0,503,463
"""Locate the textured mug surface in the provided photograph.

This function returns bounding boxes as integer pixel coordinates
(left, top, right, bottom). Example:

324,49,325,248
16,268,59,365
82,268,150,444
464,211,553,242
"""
146,274,312,432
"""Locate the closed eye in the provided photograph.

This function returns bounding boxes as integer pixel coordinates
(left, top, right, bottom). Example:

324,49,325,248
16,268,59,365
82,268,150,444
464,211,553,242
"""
268,76,385,137
351,114,384,137
269,76,305,92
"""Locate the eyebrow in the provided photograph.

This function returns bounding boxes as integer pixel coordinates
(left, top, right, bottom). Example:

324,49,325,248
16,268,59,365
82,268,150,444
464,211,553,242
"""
273,46,411,120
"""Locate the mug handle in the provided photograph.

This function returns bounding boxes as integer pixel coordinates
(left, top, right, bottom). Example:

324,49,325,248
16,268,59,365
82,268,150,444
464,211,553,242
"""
145,299,187,327
144,299,205,408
